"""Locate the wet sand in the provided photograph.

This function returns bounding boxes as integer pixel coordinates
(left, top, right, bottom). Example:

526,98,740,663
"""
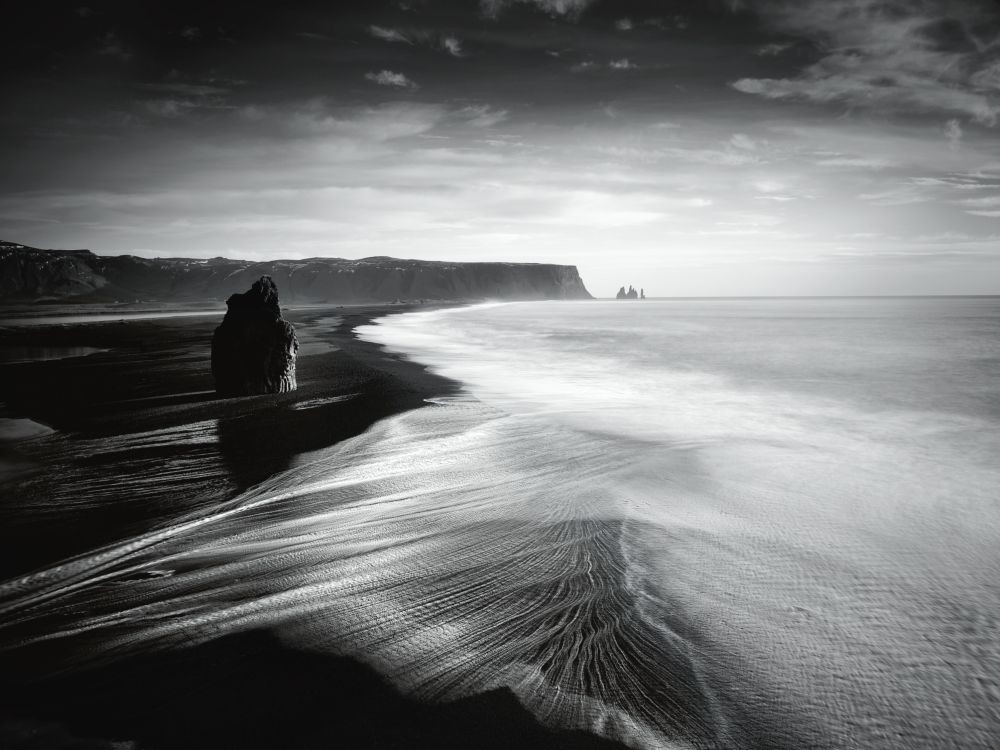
0,305,625,750
0,306,458,577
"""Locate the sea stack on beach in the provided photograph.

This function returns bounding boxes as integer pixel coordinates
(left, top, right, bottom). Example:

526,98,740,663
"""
211,276,298,396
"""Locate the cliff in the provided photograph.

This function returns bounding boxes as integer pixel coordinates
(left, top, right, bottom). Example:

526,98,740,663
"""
0,241,592,304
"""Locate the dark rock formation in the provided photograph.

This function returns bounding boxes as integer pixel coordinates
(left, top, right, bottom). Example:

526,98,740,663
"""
211,277,298,397
640,288,645,299
616,285,640,300
0,240,592,303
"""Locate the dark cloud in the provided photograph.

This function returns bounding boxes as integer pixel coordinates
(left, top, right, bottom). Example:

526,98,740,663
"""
480,0,597,19
1,0,998,294
732,0,1000,125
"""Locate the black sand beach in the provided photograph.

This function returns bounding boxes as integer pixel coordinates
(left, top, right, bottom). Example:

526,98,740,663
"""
0,306,624,750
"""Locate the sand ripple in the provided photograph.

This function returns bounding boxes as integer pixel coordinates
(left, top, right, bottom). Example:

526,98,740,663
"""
0,399,731,749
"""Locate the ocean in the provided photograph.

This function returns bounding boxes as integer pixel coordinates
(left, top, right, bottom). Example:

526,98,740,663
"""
356,298,1000,748
2,297,999,749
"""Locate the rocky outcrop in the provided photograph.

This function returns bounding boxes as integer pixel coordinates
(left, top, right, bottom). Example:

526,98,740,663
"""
0,241,592,303
211,276,298,397
616,285,640,300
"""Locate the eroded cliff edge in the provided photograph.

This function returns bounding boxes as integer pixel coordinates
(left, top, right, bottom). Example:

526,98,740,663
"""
0,241,592,303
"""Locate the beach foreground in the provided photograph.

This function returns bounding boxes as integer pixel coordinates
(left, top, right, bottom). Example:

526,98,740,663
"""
2,299,999,750
0,306,624,750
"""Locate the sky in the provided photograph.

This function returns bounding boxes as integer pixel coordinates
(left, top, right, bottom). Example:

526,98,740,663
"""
2,0,1000,296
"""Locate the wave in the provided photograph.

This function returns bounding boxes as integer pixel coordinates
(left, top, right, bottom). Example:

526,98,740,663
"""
3,298,999,749
0,397,742,748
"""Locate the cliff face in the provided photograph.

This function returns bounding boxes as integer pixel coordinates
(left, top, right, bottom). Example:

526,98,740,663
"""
0,241,592,304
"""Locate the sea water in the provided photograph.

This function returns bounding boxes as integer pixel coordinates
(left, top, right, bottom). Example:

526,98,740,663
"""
2,298,998,749
357,298,1000,747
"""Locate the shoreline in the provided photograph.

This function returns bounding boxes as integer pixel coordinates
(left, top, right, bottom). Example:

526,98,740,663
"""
0,302,627,749
0,306,621,750
0,304,460,578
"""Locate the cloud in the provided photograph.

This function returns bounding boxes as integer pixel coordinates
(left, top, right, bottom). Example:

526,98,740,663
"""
442,36,463,57
97,31,132,62
859,185,933,206
572,59,639,73
729,133,757,150
816,156,893,169
143,100,189,118
180,26,201,41
945,118,963,148
957,195,1000,215
138,80,236,119
756,42,792,56
615,18,633,31
971,61,1000,91
609,58,637,70
480,0,595,19
456,105,509,127
365,70,419,89
140,82,231,97
369,26,464,56
369,25,411,44
731,0,1000,125
237,100,445,141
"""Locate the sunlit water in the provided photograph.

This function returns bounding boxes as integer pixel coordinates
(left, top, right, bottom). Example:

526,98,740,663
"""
2,298,999,749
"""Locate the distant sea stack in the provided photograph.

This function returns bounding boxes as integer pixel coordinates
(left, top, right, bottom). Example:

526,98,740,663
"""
0,241,592,303
616,285,644,300
211,276,298,397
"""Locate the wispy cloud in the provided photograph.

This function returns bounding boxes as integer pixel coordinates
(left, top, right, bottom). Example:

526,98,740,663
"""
236,99,444,140
480,0,595,19
756,42,792,56
609,58,637,70
572,58,639,72
456,105,509,127
368,25,464,57
956,195,1000,217
945,118,963,149
365,70,419,90
732,0,1000,125
442,36,463,57
97,31,132,62
817,156,894,169
140,82,231,97
858,185,934,206
369,25,411,44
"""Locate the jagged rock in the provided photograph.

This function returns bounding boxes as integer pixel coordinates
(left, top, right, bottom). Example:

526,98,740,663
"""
617,285,640,300
211,276,298,397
